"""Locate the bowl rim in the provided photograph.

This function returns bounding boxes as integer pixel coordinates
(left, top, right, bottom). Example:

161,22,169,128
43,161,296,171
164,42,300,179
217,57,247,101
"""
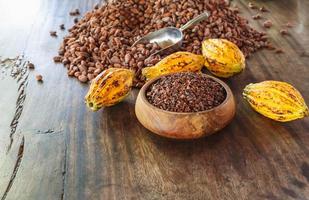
139,72,233,115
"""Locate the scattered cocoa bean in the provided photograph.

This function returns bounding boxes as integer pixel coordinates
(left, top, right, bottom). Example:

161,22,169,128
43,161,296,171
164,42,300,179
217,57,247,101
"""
263,20,272,28
252,14,261,20
146,72,226,112
280,29,289,36
73,18,79,24
50,31,57,37
68,70,75,76
248,2,257,9
266,44,276,50
58,49,64,55
53,56,63,63
260,6,268,12
69,9,80,16
36,74,43,82
60,24,65,30
275,48,284,54
62,58,69,65
28,62,35,69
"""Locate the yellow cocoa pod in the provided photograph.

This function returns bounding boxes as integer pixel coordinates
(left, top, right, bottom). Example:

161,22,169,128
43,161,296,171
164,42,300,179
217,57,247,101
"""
243,81,309,122
142,52,204,80
202,39,245,78
85,68,134,111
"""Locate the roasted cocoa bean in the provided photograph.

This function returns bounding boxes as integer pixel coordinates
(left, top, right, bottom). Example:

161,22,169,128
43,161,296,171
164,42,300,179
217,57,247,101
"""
57,0,269,86
36,74,43,82
50,31,57,37
28,62,35,69
263,20,273,28
53,56,63,63
78,74,88,83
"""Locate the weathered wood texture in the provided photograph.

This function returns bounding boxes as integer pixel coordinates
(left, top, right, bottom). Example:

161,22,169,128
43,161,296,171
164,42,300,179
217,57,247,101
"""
0,0,309,199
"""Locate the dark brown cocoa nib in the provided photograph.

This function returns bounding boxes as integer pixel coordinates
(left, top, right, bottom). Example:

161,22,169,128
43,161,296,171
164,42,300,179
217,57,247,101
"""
58,0,269,86
146,72,226,113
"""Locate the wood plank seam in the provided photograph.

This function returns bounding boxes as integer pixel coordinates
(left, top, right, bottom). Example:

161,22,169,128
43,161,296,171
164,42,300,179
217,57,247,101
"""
0,57,29,153
1,136,25,200
61,133,68,200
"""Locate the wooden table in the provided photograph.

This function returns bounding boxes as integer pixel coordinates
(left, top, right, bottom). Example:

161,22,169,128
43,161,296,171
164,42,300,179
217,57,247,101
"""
0,0,308,199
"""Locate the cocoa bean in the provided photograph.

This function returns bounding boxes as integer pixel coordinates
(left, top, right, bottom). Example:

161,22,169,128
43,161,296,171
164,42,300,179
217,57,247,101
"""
124,54,131,64
94,68,102,74
87,74,95,81
28,63,35,69
53,56,63,63
36,74,43,82
110,56,121,64
58,0,269,88
78,75,88,83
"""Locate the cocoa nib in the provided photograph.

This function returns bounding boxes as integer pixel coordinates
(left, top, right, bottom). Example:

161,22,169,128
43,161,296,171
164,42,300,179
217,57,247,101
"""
146,72,226,113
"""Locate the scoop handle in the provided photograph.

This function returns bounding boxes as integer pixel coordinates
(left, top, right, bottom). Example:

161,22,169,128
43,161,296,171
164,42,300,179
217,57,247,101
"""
180,12,210,32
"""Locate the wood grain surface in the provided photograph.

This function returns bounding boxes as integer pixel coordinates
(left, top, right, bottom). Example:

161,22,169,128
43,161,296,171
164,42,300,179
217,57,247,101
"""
0,0,309,199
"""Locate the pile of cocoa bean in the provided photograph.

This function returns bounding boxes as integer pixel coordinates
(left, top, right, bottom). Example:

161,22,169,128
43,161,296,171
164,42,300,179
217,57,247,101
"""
57,0,269,86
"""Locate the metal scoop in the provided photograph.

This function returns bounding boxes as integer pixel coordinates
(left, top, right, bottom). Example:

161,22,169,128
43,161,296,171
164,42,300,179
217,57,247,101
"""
132,12,210,56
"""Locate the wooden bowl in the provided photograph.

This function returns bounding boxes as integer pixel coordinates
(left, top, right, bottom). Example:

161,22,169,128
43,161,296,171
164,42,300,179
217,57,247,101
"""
135,73,236,139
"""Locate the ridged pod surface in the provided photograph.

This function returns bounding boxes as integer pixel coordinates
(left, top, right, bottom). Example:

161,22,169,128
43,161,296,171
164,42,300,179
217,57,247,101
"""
142,52,205,80
202,39,245,78
85,68,134,111
243,81,309,122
